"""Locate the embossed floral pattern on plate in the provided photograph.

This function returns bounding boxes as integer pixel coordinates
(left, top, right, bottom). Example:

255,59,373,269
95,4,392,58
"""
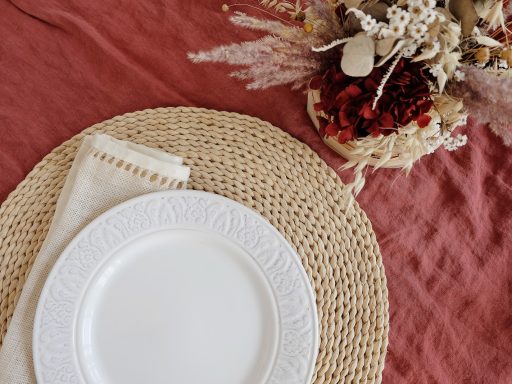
33,190,319,384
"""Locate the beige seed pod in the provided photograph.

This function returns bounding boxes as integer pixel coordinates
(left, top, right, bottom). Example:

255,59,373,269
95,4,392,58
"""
475,47,490,63
303,23,313,33
501,49,512,67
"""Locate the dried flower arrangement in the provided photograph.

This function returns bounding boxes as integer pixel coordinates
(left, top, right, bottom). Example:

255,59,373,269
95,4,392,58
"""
189,0,512,201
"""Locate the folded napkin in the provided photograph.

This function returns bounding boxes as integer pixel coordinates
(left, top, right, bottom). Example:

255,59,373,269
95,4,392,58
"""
0,134,190,383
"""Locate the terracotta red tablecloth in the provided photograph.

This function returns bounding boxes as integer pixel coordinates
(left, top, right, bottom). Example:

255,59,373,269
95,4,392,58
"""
1,1,511,383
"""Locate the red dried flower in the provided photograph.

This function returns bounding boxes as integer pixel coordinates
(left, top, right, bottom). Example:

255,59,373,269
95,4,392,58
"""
310,58,434,143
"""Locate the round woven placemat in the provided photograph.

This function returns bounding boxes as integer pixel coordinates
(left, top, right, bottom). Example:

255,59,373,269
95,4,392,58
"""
0,107,388,383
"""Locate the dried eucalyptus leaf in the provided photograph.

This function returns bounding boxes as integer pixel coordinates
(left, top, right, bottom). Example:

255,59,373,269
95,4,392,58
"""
376,37,397,57
366,2,389,22
346,12,363,33
343,0,364,9
346,8,367,19
341,34,375,77
375,40,406,66
475,35,503,47
449,0,478,36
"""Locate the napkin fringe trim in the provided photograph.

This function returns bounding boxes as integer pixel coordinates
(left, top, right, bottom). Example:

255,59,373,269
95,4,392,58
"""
89,148,187,189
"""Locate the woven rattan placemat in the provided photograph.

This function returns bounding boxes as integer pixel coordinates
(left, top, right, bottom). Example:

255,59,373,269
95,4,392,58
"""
0,107,388,383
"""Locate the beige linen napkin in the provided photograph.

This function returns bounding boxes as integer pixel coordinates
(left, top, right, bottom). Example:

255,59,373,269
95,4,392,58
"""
0,134,190,383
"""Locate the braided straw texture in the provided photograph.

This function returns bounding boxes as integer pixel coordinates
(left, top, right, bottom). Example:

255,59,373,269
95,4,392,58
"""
0,107,388,383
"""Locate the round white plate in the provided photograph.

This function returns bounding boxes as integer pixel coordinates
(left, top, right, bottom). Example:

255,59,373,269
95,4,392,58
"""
33,191,318,384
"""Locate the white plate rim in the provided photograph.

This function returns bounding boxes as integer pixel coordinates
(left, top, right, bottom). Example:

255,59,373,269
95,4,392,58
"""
33,190,319,384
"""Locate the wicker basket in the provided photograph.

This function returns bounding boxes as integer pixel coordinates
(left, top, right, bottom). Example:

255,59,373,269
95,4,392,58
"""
306,90,444,168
